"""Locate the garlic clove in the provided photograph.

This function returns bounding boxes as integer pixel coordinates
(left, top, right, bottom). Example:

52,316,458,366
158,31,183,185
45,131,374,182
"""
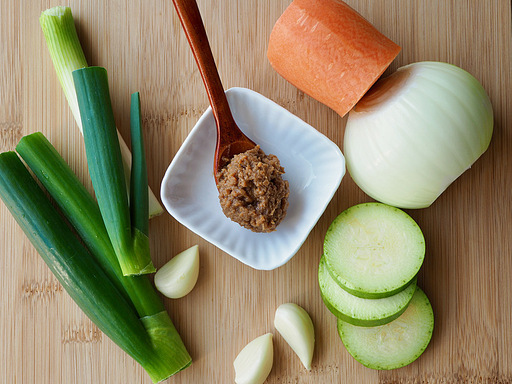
274,303,315,370
154,245,199,299
234,333,273,384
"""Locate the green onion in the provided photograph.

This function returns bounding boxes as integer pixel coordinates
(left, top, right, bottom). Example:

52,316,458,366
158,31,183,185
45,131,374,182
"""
130,92,149,236
40,6,164,218
16,132,160,316
39,6,86,129
0,151,191,382
72,66,154,276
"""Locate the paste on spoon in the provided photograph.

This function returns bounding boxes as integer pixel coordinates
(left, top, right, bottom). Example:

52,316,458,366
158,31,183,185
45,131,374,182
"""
217,146,289,233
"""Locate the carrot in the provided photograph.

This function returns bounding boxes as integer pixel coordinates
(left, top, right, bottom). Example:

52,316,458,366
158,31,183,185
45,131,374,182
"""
267,0,401,118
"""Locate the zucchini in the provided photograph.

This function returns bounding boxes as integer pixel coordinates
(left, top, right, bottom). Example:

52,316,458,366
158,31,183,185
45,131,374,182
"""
337,287,434,370
319,256,416,326
324,203,425,298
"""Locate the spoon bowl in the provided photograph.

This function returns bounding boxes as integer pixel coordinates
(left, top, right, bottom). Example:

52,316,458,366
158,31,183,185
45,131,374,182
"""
214,125,256,179
171,0,256,181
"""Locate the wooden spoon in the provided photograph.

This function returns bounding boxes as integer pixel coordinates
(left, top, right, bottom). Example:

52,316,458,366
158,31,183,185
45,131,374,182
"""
171,0,257,182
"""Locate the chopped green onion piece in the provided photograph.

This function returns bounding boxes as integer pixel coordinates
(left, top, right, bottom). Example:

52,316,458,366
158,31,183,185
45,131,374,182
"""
130,92,149,236
40,6,164,218
0,151,191,382
72,66,155,276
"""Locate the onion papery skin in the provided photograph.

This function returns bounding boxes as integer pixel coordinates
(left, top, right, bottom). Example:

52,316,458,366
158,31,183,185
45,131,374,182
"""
344,61,493,209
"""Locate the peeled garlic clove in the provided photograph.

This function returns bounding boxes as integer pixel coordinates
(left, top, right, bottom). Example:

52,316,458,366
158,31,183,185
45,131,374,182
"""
274,303,315,370
154,245,199,299
234,333,273,384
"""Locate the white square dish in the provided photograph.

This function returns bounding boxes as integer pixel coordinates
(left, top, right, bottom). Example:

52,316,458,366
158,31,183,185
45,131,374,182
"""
160,87,345,270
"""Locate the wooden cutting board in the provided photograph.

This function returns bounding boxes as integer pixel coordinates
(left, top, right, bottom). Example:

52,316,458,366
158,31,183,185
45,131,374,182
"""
1,1,511,383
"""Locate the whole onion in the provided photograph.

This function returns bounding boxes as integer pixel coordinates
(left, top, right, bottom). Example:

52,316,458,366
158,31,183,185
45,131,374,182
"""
344,61,493,209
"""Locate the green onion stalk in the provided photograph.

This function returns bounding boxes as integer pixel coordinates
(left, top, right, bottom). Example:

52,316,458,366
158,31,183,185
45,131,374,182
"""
40,6,163,218
72,66,155,276
0,150,191,382
16,132,160,315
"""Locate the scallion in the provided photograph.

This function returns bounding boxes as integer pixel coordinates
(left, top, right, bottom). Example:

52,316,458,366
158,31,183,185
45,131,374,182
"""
72,66,154,276
130,92,149,237
0,151,191,382
39,6,164,218
16,132,160,316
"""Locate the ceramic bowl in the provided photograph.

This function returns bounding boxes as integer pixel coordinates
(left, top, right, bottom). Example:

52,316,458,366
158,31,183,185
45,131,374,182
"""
160,87,345,270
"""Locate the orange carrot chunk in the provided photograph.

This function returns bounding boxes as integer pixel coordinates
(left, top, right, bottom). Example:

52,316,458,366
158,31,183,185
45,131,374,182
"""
267,0,401,117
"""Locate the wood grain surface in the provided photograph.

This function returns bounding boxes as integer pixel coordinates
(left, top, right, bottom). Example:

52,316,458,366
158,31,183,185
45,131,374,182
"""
1,1,511,383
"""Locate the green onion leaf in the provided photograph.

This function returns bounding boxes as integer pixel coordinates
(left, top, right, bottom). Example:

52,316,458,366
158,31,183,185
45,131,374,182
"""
72,66,154,276
130,92,149,236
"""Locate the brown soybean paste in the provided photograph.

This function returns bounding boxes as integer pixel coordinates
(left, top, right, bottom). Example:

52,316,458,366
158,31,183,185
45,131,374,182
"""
217,146,289,233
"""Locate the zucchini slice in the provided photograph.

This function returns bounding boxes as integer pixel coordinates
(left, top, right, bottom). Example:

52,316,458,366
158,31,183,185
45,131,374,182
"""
337,287,434,370
319,256,416,326
324,203,425,298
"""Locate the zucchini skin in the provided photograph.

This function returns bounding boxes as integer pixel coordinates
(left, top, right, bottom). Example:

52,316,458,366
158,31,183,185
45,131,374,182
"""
0,151,160,374
318,257,417,327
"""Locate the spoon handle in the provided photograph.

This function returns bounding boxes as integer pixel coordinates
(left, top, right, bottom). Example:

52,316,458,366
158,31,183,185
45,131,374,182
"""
171,0,235,128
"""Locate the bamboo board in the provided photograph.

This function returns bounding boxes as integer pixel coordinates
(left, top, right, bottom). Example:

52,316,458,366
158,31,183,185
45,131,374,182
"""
1,1,511,383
